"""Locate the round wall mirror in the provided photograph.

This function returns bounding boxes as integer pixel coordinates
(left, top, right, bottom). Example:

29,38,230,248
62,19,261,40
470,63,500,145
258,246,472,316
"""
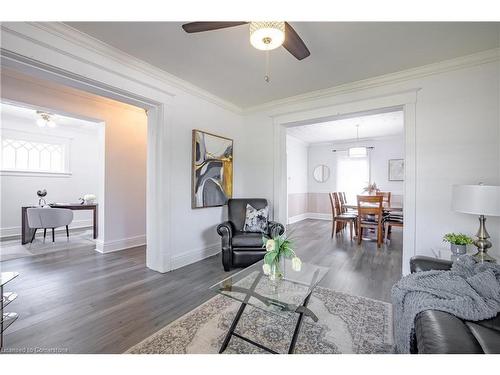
313,165,330,183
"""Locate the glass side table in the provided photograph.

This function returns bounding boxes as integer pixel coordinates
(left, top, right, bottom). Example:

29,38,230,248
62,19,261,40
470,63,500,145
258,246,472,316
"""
1,272,19,351
210,259,329,354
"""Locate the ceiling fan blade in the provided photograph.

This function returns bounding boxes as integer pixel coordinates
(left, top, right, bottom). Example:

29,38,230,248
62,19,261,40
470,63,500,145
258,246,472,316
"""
283,22,310,60
182,22,248,33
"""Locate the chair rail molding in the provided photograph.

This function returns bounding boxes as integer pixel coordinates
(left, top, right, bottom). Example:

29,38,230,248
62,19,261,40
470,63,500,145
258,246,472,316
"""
1,22,176,272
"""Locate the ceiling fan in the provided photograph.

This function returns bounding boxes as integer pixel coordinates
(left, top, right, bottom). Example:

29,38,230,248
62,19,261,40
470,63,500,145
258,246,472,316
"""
181,22,310,61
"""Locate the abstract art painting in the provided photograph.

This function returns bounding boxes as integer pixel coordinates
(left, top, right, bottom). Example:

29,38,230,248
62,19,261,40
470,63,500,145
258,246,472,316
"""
192,130,233,208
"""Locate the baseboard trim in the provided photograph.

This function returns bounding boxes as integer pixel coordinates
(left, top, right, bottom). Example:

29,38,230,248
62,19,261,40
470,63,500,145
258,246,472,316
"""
287,213,310,224
306,213,332,221
288,212,332,224
1,219,93,238
95,234,146,254
171,242,220,270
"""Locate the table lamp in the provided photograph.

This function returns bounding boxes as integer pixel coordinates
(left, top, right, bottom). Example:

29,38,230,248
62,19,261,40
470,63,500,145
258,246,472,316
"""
452,184,500,262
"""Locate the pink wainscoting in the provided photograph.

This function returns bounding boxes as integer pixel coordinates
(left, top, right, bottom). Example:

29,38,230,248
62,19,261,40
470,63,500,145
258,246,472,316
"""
287,193,309,217
307,193,332,214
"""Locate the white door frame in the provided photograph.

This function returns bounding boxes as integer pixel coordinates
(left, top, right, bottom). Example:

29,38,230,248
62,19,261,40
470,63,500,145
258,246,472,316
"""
272,89,419,275
1,26,175,273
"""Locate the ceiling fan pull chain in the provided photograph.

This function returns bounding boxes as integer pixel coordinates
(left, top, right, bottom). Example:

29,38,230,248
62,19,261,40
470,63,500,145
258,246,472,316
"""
264,50,270,83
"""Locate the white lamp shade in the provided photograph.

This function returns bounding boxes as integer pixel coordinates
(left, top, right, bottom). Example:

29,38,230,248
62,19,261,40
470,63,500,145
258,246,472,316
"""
452,184,500,216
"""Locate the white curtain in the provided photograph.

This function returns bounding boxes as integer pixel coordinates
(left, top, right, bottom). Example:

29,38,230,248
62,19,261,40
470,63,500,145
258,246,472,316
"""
336,153,370,204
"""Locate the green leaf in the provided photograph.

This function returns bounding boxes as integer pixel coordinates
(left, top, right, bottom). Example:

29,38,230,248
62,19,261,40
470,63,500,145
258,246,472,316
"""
282,247,294,258
442,232,473,245
264,250,278,265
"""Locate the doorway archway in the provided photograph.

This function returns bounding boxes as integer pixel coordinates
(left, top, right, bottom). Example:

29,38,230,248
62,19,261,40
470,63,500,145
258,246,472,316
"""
272,90,418,275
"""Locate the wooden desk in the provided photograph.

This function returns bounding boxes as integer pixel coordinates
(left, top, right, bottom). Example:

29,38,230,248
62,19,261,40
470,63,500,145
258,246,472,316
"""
21,204,98,244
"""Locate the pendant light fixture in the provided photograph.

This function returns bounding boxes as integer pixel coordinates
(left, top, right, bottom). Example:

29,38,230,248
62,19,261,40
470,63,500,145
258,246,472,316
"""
348,125,367,158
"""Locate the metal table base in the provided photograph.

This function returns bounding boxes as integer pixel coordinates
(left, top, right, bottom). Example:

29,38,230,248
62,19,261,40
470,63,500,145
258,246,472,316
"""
218,274,318,354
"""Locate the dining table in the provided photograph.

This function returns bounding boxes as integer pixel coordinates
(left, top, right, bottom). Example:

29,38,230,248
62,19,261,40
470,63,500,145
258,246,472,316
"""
344,203,403,213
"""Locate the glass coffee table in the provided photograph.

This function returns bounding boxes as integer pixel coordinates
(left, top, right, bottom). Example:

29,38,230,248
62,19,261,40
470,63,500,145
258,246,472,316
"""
210,259,329,354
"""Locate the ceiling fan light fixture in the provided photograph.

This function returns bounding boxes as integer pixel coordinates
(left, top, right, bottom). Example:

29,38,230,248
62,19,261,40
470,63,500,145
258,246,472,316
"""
249,21,285,51
36,111,56,128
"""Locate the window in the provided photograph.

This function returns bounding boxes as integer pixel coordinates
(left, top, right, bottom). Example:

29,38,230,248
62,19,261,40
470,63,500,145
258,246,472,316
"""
2,138,65,172
0,130,71,176
336,154,370,203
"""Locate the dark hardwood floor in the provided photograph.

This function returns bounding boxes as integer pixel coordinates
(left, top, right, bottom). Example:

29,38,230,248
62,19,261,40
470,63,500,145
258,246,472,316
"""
0,219,402,353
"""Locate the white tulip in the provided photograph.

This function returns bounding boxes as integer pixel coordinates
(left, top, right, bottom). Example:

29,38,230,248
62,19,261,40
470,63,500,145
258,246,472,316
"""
291,257,302,272
265,239,275,252
262,263,271,275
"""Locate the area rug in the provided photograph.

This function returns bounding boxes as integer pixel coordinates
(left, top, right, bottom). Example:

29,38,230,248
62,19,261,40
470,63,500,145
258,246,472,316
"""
127,287,394,354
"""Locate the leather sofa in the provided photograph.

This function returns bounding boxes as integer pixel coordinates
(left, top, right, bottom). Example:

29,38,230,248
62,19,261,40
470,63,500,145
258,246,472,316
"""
410,256,500,354
217,198,285,271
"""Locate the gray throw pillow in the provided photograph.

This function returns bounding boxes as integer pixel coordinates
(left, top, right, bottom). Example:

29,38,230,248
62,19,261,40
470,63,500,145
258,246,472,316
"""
243,204,269,233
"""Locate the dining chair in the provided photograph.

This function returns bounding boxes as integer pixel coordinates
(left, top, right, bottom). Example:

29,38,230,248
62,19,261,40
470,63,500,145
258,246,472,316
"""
356,195,384,248
384,212,403,242
26,207,74,243
338,192,348,229
329,192,357,241
341,191,357,214
376,191,392,207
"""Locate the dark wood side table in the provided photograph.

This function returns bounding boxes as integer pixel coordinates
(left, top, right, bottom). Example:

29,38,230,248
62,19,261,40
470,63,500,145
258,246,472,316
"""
21,204,98,244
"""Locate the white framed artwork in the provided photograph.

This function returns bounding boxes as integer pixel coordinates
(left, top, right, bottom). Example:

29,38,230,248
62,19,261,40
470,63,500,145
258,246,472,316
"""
388,159,404,181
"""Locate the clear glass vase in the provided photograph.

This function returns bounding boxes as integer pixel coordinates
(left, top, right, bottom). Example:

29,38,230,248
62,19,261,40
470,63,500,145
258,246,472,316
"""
269,257,285,282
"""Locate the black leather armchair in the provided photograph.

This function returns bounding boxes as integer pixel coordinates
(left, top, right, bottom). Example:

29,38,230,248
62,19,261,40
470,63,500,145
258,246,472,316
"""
409,256,500,354
217,198,285,271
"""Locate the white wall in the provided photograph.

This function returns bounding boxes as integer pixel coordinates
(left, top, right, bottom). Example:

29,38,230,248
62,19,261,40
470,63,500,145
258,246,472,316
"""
308,144,337,194
0,109,101,237
0,23,247,272
2,23,498,275
286,135,309,221
167,90,245,268
286,135,308,194
288,135,404,219
308,136,404,196
1,70,147,251
1,64,244,268
244,57,500,264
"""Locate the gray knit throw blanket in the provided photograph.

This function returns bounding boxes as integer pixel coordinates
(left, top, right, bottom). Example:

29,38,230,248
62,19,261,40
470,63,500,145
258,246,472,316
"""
391,255,500,353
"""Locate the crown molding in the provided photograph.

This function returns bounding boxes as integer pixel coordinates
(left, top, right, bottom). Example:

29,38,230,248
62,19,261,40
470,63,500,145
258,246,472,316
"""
306,134,404,148
3,23,498,116
9,22,243,114
244,47,500,114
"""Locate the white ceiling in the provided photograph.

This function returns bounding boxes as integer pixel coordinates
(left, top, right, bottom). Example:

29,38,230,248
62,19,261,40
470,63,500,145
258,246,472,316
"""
287,110,404,144
1,102,101,130
66,22,500,108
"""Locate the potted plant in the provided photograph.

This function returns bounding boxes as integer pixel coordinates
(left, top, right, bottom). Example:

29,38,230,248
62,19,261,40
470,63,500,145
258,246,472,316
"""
262,234,301,281
442,233,473,255
362,182,379,195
